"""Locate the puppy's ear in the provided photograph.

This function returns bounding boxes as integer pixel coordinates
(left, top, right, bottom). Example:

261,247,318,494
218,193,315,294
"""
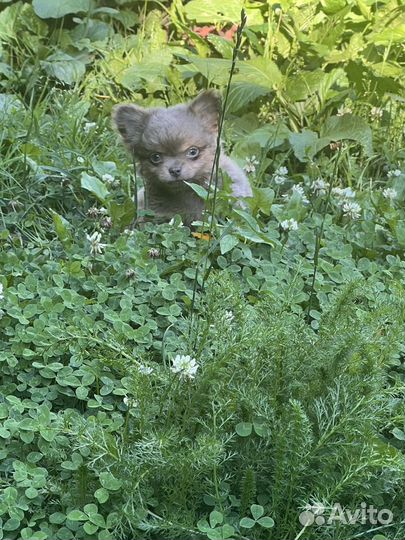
189,90,221,132
112,104,149,151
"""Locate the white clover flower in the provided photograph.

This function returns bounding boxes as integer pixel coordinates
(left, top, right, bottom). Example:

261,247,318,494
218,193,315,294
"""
148,248,160,258
86,231,107,255
292,184,305,196
280,218,299,231
83,122,97,133
101,217,112,229
123,396,138,407
370,106,383,120
382,188,397,201
102,173,115,184
138,364,154,375
311,178,329,196
77,156,85,164
170,355,198,380
243,156,260,174
0,283,4,301
273,166,288,185
336,105,353,116
332,187,356,199
275,166,288,176
342,201,361,219
273,174,287,185
224,310,234,322
387,169,402,178
287,184,309,204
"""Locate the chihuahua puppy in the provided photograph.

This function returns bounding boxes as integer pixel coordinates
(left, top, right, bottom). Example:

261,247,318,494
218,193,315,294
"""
112,90,252,224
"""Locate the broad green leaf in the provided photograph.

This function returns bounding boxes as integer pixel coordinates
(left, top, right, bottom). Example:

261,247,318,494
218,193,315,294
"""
184,182,209,200
242,124,291,149
251,504,264,520
95,488,109,503
235,422,252,437
99,472,122,491
41,53,86,85
320,0,347,14
236,58,282,89
391,428,405,441
83,522,98,535
49,512,66,524
197,519,210,533
81,173,109,203
227,82,269,113
249,187,275,216
209,510,223,528
220,234,239,255
51,211,72,244
98,530,114,540
109,198,135,228
289,130,319,162
321,115,372,156
257,516,275,528
33,0,90,19
240,517,255,528
67,510,87,521
177,55,231,85
184,0,244,23
25,487,38,499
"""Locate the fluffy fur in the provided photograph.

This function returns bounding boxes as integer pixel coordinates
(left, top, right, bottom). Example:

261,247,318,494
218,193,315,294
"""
112,91,252,224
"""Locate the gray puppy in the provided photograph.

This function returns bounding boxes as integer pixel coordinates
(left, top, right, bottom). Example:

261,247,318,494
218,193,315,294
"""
112,90,252,224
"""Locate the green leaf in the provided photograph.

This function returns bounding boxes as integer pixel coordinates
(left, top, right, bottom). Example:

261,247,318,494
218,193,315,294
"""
240,517,255,528
51,211,72,245
392,428,405,441
289,130,320,162
227,82,269,113
197,519,210,533
320,115,373,156
320,0,347,14
235,422,252,437
49,512,66,524
99,472,122,491
184,0,244,23
75,386,89,400
109,198,135,228
184,182,209,200
33,0,90,19
220,234,239,255
81,173,109,203
25,487,39,499
98,530,114,540
236,58,282,89
250,504,264,520
209,510,223,528
83,522,99,535
257,516,275,528
95,488,109,504
41,53,87,85
67,510,87,521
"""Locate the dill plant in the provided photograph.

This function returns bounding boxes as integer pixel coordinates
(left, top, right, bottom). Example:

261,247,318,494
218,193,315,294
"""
54,273,403,540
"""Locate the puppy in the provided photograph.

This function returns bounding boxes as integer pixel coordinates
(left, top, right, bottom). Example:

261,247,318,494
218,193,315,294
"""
112,91,252,224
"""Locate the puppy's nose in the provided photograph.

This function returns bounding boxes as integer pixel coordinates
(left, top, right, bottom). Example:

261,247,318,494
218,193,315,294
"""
169,166,182,178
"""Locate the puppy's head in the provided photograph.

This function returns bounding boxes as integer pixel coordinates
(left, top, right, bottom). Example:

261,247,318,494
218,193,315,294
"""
112,91,221,184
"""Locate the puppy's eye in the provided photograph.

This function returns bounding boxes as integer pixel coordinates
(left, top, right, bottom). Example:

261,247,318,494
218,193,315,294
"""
186,146,200,159
149,153,162,165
